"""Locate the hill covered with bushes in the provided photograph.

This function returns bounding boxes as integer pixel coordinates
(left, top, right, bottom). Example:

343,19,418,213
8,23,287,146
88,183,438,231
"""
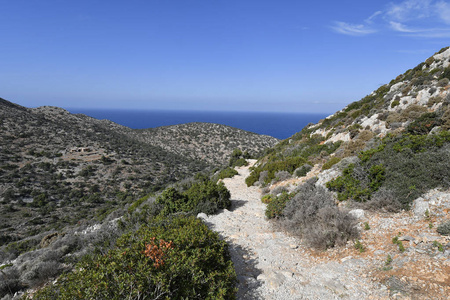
0,99,276,299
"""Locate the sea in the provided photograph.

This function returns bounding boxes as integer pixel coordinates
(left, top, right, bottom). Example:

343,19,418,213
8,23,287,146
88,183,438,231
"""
67,109,329,140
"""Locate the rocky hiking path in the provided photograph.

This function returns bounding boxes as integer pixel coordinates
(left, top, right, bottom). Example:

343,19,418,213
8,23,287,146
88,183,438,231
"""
201,161,389,300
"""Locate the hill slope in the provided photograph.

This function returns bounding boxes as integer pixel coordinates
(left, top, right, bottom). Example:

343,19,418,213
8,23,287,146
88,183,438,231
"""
0,99,277,259
246,46,450,298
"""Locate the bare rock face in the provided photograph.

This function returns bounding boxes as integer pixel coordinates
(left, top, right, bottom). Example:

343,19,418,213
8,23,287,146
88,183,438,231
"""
412,197,430,219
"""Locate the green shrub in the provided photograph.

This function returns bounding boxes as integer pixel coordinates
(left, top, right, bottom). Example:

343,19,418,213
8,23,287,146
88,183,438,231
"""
261,194,274,204
331,131,450,209
440,67,450,81
232,158,248,167
354,240,366,253
217,167,239,181
433,241,444,252
295,164,312,177
265,192,293,219
322,157,341,170
245,156,307,187
184,180,231,214
229,149,250,167
155,179,231,216
391,100,400,108
31,216,237,300
156,188,190,216
326,163,385,202
245,136,341,187
406,112,441,135
127,195,149,214
437,221,450,236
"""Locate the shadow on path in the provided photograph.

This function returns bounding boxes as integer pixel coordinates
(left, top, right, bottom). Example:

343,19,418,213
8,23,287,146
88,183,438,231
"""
203,218,263,299
226,239,263,300
229,199,247,211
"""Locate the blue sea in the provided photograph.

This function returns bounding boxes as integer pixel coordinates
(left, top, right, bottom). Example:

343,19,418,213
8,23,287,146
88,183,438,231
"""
67,109,329,140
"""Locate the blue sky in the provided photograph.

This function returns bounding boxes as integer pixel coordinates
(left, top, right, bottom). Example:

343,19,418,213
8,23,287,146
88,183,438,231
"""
1,0,449,113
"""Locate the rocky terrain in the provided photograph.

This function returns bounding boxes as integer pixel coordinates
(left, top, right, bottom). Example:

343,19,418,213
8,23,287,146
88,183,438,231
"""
1,46,450,299
134,123,277,165
237,46,450,299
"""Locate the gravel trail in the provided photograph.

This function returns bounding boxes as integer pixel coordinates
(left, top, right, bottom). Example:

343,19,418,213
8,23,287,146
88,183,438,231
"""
202,161,389,300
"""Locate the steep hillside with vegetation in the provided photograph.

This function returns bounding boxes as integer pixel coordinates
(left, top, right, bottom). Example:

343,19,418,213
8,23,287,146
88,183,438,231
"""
245,46,450,297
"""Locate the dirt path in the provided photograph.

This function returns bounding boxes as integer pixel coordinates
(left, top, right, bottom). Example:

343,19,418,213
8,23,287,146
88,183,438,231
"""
202,161,389,300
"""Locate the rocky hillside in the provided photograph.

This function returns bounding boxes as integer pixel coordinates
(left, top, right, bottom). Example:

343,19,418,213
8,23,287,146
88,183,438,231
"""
0,99,277,265
247,46,450,298
134,122,277,165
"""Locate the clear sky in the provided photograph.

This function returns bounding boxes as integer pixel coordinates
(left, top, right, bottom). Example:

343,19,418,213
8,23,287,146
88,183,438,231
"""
1,0,449,113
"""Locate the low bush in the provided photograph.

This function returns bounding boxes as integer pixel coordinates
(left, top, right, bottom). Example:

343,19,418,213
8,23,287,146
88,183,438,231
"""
327,131,450,209
270,186,288,196
391,100,400,108
265,192,294,219
326,163,385,202
261,194,274,204
216,167,239,181
156,179,231,216
295,163,312,177
30,216,237,300
437,221,450,236
363,188,402,212
246,156,307,187
271,171,291,184
280,179,359,250
0,266,22,298
21,261,63,287
232,158,248,167
322,157,341,170
406,112,441,135
229,149,250,167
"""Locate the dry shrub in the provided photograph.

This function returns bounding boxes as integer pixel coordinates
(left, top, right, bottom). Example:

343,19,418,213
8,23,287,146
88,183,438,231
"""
261,186,270,196
304,207,359,250
258,170,268,185
0,267,22,298
270,186,288,196
281,179,359,249
272,171,291,184
356,130,374,142
442,107,450,129
438,78,449,87
401,104,428,120
21,260,62,286
363,188,402,213
386,105,428,127
428,96,444,107
386,112,402,125
342,139,366,157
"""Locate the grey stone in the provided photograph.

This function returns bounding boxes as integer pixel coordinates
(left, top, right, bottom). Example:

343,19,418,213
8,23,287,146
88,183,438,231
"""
349,209,365,219
399,236,415,241
196,212,208,220
412,197,429,218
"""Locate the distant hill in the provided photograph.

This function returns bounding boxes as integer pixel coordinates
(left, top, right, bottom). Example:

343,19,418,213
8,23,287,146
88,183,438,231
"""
134,122,278,165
